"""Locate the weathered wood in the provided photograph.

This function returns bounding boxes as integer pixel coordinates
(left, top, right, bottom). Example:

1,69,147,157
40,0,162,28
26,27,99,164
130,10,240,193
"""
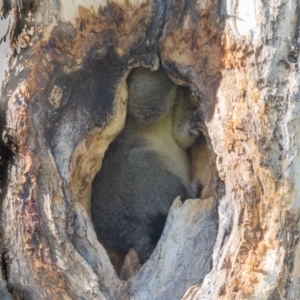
0,0,300,299
130,197,217,300
183,1,300,299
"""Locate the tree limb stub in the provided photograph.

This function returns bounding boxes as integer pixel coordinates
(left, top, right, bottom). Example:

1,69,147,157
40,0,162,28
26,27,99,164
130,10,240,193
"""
2,0,299,299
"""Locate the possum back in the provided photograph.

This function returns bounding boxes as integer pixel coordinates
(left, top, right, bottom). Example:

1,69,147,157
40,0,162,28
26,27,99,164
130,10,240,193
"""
91,128,188,263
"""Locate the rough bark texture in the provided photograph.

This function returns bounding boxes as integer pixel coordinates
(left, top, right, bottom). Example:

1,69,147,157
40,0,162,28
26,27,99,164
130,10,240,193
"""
0,0,299,300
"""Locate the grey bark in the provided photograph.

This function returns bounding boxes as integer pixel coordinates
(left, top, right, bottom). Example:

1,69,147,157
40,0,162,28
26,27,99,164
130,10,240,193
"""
0,0,299,300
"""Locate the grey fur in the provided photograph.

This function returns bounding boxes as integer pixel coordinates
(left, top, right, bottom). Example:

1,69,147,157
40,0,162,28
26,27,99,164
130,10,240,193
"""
127,67,177,125
92,67,196,263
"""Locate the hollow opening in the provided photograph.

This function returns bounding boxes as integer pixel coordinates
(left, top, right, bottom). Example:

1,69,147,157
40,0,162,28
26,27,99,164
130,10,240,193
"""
87,66,216,278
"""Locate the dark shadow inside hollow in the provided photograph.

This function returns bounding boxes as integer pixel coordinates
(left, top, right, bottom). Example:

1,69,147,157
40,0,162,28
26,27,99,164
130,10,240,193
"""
91,66,214,277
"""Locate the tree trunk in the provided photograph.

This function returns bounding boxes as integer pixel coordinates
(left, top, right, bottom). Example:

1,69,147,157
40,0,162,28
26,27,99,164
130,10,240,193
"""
0,0,299,299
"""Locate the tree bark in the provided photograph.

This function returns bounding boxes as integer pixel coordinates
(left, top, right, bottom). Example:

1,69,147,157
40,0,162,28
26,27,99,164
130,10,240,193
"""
0,0,299,299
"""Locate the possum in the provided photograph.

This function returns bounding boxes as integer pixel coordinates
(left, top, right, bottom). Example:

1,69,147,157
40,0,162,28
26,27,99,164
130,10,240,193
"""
91,67,198,264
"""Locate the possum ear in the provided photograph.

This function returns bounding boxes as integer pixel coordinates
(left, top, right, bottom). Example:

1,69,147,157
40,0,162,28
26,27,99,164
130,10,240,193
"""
127,67,177,125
